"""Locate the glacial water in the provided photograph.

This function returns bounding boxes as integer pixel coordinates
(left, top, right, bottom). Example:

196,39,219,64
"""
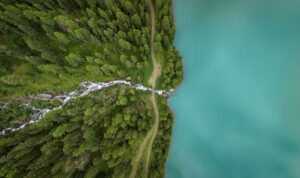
166,0,300,178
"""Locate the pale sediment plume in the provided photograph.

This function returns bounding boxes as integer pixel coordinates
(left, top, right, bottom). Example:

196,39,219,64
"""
0,80,174,136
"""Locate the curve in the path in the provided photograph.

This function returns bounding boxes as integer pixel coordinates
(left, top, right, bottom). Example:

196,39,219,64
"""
144,0,161,176
129,0,161,177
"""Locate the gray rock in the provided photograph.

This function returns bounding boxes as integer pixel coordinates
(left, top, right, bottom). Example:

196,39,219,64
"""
52,96,65,103
34,93,53,101
126,77,131,80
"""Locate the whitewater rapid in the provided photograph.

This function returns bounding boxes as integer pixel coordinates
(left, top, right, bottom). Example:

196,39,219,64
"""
0,80,173,135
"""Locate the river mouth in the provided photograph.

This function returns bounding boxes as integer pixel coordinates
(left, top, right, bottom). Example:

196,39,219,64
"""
167,0,300,178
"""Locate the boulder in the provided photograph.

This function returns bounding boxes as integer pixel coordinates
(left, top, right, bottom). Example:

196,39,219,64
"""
34,93,53,101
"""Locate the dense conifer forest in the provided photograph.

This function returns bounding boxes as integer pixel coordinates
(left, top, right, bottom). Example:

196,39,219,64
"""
0,0,183,177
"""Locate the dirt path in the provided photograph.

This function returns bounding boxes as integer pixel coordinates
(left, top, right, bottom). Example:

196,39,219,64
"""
129,0,161,177
129,131,153,178
144,0,160,176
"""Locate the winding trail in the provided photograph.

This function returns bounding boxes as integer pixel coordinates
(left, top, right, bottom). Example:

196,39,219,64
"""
129,0,161,177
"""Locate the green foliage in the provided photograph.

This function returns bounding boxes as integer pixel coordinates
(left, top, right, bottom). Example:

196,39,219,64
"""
0,0,155,100
162,16,170,31
0,103,32,130
29,99,61,109
156,45,183,90
148,96,175,178
0,85,153,177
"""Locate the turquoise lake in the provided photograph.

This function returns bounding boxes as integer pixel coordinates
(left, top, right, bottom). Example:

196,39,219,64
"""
166,0,300,178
